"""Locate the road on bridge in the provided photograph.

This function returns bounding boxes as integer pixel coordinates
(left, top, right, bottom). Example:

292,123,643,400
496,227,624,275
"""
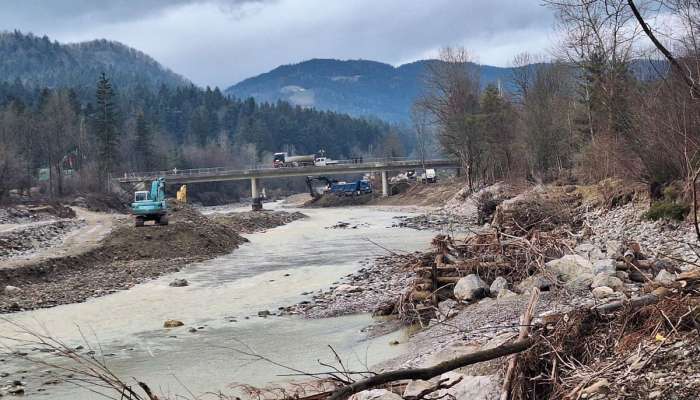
115,158,460,197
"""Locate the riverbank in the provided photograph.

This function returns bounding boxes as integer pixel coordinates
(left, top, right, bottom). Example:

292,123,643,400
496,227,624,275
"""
0,204,306,313
277,181,700,400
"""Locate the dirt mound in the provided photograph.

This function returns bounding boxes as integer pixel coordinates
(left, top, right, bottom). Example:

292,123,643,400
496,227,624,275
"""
371,179,466,207
101,203,247,261
71,192,129,213
213,210,306,234
304,193,374,208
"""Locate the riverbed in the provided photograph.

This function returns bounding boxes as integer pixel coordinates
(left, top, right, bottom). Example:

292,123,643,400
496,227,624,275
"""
0,205,436,399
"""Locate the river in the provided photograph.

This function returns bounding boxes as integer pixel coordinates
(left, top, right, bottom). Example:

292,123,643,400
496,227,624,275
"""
0,204,436,399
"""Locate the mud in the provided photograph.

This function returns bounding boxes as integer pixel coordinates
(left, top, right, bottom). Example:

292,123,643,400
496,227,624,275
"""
0,205,306,313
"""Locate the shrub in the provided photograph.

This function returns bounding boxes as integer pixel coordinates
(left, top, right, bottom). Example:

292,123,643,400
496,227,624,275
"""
643,200,689,221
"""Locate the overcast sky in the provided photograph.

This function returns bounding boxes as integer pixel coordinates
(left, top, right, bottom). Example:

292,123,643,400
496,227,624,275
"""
0,0,556,88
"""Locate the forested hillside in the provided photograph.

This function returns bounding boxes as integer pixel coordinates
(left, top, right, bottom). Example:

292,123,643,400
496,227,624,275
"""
0,76,397,200
225,59,516,122
0,31,189,93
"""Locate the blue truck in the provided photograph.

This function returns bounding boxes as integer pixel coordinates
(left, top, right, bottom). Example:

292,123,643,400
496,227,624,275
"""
330,180,373,196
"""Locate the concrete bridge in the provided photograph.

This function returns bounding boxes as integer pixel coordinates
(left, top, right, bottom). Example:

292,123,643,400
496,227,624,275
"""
116,158,460,197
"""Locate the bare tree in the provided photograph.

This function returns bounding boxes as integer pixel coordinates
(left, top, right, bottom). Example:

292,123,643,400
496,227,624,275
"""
415,47,481,190
41,90,78,198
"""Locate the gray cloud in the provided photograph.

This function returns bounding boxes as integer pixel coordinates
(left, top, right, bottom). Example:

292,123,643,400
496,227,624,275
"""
0,0,554,87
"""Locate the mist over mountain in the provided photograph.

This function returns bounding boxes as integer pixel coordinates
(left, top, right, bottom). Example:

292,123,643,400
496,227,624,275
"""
225,59,517,123
0,30,190,92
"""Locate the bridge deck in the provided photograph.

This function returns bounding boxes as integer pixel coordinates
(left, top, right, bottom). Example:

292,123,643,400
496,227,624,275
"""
116,159,459,184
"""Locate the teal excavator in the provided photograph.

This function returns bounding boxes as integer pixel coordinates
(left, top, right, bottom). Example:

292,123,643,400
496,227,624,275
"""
131,177,169,227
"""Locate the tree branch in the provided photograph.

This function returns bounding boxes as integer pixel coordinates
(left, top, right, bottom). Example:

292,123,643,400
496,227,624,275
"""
326,339,534,400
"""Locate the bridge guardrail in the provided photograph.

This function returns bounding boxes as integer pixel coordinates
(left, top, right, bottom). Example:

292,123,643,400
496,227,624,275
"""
116,158,456,182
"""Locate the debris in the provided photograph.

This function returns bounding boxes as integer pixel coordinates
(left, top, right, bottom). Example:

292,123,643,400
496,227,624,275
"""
163,320,184,328
169,279,189,287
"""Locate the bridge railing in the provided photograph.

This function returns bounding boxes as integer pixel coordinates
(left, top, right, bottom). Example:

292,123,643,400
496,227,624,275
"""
117,157,453,182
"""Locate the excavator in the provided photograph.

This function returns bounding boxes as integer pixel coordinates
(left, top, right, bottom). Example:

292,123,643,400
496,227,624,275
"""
131,177,169,227
305,176,337,199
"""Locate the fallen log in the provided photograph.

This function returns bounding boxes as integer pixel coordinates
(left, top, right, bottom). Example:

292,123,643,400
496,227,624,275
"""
593,294,659,314
326,338,534,400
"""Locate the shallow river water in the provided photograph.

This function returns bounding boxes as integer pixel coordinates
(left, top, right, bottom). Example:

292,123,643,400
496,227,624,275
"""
0,204,436,399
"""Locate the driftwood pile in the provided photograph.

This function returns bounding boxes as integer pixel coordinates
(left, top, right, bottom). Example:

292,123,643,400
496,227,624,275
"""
510,266,700,399
397,227,573,323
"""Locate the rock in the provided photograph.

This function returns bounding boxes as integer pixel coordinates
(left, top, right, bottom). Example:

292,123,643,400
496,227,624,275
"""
592,259,616,275
437,299,458,320
582,378,610,395
163,320,184,328
4,285,21,295
652,287,670,297
454,274,489,301
575,243,606,262
403,380,433,399
592,286,614,299
7,385,24,395
591,273,624,291
489,276,508,297
517,274,553,292
606,240,624,259
546,255,594,281
169,278,189,287
629,270,650,283
654,269,675,286
334,284,362,294
187,327,197,333
566,273,594,291
615,270,629,281
436,372,499,400
348,389,403,400
257,310,271,317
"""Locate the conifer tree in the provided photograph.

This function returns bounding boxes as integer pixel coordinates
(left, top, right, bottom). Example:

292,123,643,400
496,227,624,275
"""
134,111,153,170
94,73,118,189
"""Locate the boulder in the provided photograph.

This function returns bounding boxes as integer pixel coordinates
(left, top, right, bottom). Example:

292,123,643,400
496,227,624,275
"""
3,286,21,295
654,270,675,286
592,259,616,275
489,277,508,297
592,286,614,299
615,270,629,281
565,273,594,292
546,255,594,281
257,310,271,317
169,278,189,287
163,320,184,328
516,274,553,293
591,273,624,291
454,274,489,301
606,240,624,259
403,380,433,399
349,389,403,400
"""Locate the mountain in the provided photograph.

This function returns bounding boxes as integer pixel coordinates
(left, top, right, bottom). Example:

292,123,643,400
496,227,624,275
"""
225,59,517,123
0,30,190,91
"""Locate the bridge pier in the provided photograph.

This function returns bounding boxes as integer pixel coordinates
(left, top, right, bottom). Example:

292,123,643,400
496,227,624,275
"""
251,177,258,199
381,170,388,197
